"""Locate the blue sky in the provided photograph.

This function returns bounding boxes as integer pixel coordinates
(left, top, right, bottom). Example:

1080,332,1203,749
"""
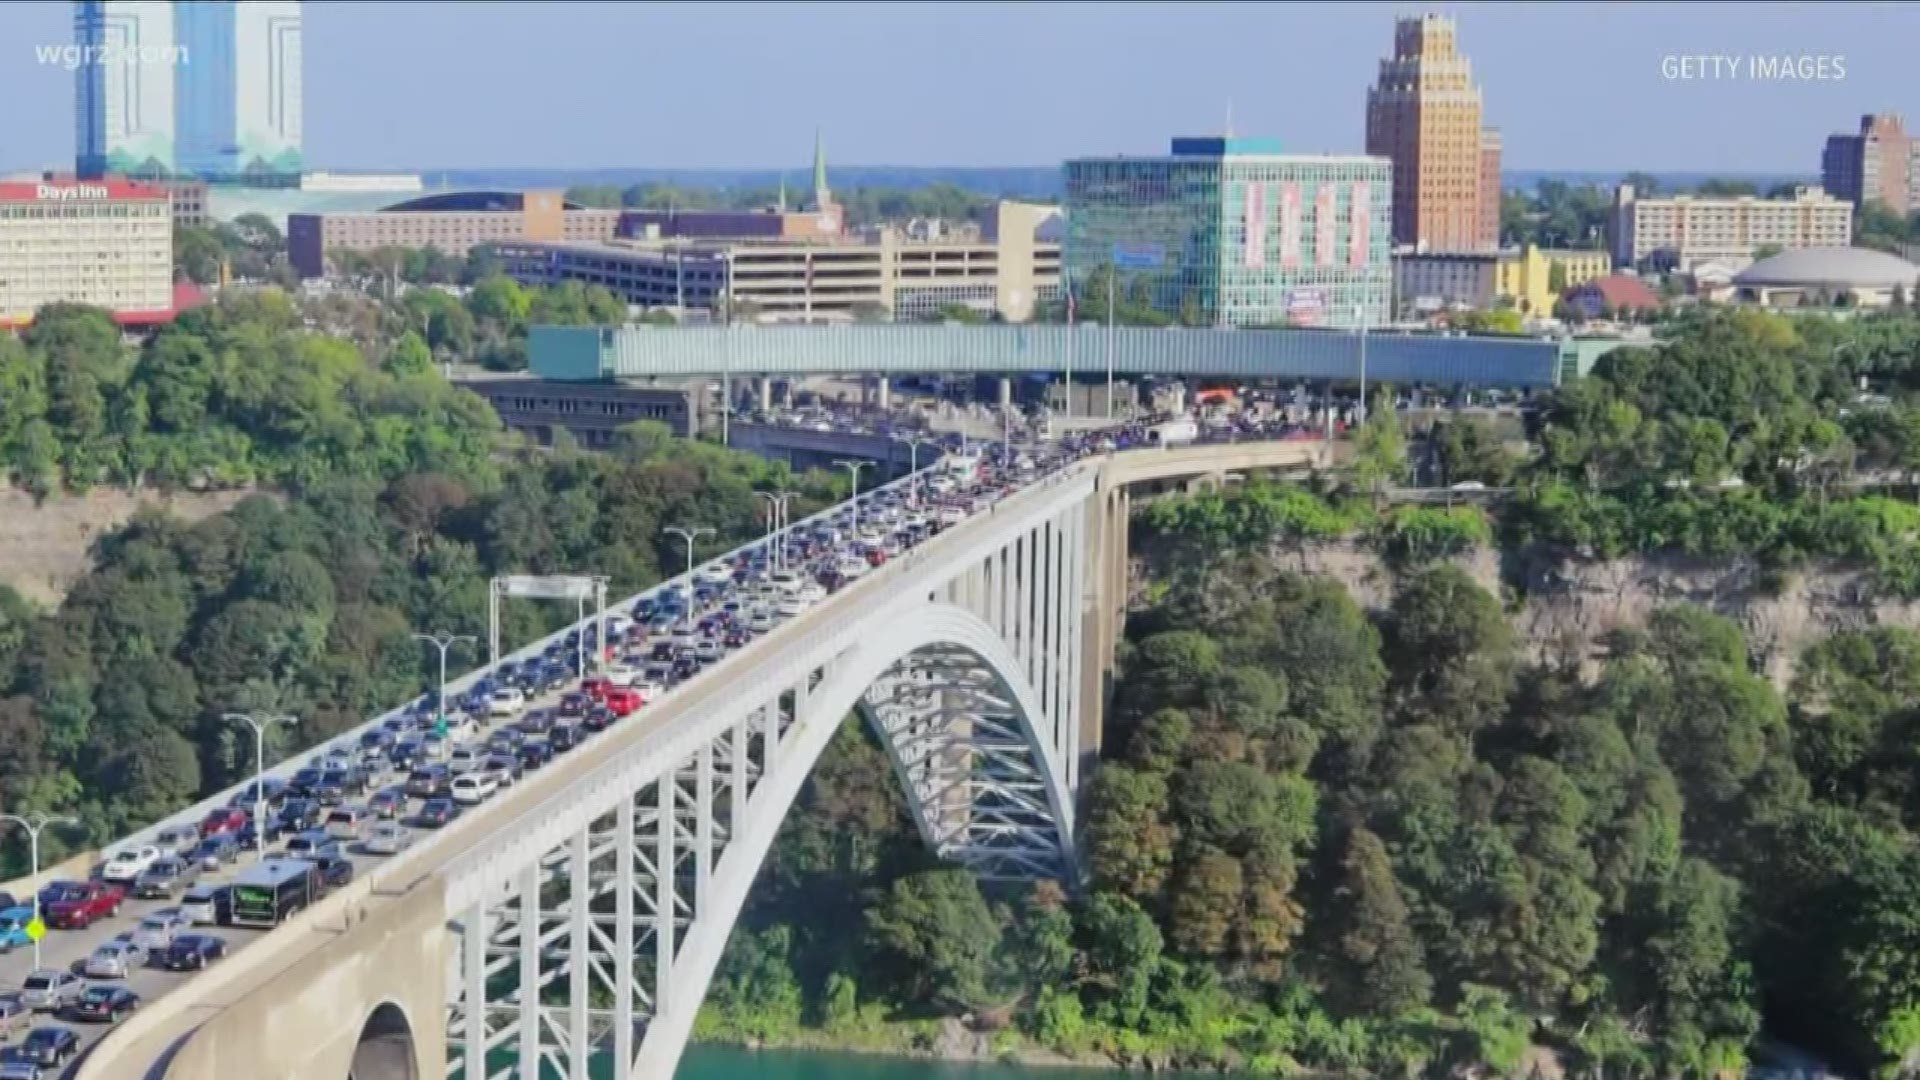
2,1,1913,173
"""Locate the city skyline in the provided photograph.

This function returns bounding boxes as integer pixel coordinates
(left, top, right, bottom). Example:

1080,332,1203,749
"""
1,1,1916,175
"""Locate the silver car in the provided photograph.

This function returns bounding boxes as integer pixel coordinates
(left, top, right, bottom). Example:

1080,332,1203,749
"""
82,940,149,979
131,909,193,952
362,822,412,857
18,970,82,1012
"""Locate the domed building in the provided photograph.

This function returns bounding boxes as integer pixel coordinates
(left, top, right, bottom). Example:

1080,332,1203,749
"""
1732,246,1919,309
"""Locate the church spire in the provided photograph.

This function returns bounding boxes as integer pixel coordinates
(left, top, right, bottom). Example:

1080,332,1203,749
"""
811,127,831,210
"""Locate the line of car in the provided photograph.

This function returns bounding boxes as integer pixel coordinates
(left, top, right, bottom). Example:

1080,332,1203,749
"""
0,421,1180,1078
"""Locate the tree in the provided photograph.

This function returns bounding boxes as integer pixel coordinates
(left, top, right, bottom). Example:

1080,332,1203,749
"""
1083,765,1177,897
173,226,227,285
384,331,434,378
1332,827,1432,1013
1349,389,1407,497
865,869,1004,1011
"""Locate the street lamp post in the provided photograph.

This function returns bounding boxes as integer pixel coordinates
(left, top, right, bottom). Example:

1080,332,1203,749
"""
835,460,873,532
903,437,936,508
1355,303,1370,424
222,713,297,859
412,632,476,725
0,811,78,972
664,526,715,579
754,492,798,573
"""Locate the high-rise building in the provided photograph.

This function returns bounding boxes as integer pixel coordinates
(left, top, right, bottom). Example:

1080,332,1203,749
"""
1822,114,1912,216
75,0,302,182
1064,136,1391,329
1366,14,1500,251
75,1,177,177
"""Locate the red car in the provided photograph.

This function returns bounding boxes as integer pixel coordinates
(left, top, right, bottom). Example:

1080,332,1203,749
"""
603,688,642,716
199,807,248,838
44,880,125,930
580,677,614,702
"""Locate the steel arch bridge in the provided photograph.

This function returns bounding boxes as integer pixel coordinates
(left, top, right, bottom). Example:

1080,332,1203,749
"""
75,441,1322,1080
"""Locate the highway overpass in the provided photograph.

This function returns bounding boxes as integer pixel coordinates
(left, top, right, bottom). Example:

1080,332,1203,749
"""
62,438,1327,1080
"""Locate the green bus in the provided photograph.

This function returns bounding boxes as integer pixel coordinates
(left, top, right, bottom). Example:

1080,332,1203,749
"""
229,858,320,929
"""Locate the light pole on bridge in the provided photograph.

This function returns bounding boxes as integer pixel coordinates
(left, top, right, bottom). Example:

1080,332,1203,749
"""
901,436,937,508
0,810,78,973
412,631,477,730
834,460,873,532
222,713,298,859
754,492,798,573
663,526,715,579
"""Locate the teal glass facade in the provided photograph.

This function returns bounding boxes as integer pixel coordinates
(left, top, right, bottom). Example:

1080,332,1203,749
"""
1064,139,1392,329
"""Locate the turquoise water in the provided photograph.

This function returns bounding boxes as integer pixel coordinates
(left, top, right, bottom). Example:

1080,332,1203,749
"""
676,1045,1137,1079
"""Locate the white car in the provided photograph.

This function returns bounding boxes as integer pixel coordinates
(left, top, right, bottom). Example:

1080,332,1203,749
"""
632,681,665,705
603,613,635,639
101,845,161,883
448,746,486,776
746,610,777,634
776,596,807,618
836,558,869,581
450,774,497,806
797,583,827,604
487,687,526,717
697,564,734,586
604,663,642,688
363,823,413,856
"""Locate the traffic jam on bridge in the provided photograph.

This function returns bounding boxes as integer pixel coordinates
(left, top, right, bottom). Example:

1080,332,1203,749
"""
0,410,1273,1077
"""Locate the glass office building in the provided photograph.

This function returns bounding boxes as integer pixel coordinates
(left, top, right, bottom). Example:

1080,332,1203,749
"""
76,0,303,182
1064,137,1392,329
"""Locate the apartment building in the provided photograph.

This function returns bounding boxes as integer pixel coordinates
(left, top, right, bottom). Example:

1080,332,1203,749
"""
1610,184,1853,271
1822,113,1914,215
0,177,174,328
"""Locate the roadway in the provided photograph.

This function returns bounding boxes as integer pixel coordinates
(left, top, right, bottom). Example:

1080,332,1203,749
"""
5,419,1190,1078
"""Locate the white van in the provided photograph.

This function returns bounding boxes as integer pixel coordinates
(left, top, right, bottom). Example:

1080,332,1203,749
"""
770,569,803,596
487,687,526,717
448,746,486,776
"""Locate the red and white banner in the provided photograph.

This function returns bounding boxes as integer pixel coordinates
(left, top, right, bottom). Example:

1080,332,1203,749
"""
1280,183,1302,268
1315,185,1336,267
1243,184,1266,268
1349,182,1371,268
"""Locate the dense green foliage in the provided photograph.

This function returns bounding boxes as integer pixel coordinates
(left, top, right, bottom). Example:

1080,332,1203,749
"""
700,546,1920,1076
0,298,500,496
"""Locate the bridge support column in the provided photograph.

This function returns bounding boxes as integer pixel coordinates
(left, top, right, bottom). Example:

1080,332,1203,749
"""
758,376,774,413
998,377,1013,409
875,375,891,411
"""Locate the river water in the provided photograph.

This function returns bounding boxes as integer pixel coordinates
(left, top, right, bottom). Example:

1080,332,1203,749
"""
676,1045,1149,1080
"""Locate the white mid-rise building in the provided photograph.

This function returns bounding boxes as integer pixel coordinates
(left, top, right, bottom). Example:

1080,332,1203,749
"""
0,179,174,328
1610,184,1853,272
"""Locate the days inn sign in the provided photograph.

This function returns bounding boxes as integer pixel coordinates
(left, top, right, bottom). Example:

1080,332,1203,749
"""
35,183,110,201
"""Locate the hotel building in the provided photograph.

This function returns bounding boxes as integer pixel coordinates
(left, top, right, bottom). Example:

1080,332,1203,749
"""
1822,114,1917,216
0,178,174,328
76,0,303,181
286,191,622,278
1610,184,1853,271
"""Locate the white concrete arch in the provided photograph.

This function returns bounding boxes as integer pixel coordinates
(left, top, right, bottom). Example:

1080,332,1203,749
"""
631,601,1074,1078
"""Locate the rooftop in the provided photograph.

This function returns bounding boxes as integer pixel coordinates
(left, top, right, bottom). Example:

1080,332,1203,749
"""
1734,246,1920,288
